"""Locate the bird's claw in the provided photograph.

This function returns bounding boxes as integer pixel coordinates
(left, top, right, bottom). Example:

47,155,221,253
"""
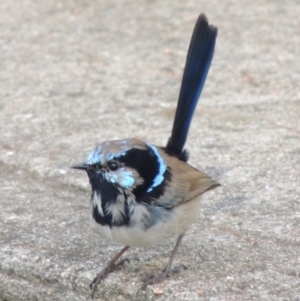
137,264,188,296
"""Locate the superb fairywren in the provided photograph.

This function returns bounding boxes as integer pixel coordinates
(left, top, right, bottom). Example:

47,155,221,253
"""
72,13,219,298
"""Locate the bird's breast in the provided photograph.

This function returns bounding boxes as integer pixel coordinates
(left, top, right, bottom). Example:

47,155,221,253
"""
89,192,202,247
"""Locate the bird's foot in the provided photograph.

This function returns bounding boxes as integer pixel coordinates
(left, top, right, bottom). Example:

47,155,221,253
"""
90,257,136,299
137,264,187,295
89,246,130,299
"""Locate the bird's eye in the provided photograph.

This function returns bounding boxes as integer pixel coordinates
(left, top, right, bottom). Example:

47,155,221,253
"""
108,161,119,171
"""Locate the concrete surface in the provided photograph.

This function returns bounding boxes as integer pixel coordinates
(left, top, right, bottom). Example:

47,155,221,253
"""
0,0,299,300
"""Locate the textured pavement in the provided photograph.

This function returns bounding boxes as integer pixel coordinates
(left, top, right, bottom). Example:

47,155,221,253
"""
0,0,299,300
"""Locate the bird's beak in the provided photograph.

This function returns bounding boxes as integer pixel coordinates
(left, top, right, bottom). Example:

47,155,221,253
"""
71,162,90,171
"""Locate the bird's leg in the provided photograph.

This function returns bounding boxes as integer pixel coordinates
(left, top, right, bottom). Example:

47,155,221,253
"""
90,245,130,299
138,233,186,294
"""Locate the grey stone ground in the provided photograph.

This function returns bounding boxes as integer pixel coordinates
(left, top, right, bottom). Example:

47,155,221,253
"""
0,0,299,300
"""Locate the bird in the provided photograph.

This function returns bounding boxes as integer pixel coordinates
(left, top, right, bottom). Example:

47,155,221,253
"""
72,13,219,299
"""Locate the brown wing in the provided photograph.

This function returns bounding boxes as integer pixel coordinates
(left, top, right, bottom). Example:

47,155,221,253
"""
169,156,219,204
155,148,220,207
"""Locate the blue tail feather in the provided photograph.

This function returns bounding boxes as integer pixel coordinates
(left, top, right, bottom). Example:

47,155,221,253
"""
165,14,218,161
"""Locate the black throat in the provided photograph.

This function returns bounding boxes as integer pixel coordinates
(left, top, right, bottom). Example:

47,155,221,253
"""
88,172,130,227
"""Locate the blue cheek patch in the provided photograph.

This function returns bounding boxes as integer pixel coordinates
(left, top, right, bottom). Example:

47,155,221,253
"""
107,173,118,184
146,144,167,192
119,170,135,188
104,169,134,188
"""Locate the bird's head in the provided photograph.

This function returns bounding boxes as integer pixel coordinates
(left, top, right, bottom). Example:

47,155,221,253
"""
72,138,168,199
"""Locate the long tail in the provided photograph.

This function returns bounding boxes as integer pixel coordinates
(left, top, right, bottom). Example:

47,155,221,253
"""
165,14,218,161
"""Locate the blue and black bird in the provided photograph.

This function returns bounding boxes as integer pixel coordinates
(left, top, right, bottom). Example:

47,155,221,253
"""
72,13,219,298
